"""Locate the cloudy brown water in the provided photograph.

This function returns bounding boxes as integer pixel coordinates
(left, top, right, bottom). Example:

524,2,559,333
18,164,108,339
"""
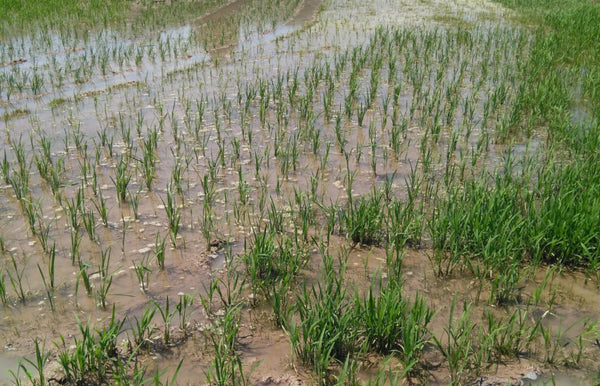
1,0,599,384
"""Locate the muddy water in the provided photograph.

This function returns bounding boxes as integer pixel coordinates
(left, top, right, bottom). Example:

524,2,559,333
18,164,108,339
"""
1,0,599,384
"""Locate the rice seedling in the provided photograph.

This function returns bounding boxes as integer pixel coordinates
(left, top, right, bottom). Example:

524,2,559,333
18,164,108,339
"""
76,262,93,298
480,306,539,363
7,252,27,303
357,102,368,127
82,208,97,243
176,292,194,332
356,275,405,354
214,246,246,309
139,147,157,191
112,348,148,385
121,216,130,253
171,159,185,196
92,189,108,226
55,307,126,383
131,303,158,349
148,359,183,386
1,150,10,184
154,297,177,345
2,0,600,382
199,276,220,318
111,154,132,203
333,354,362,386
129,190,140,220
162,184,181,247
69,226,83,265
286,252,358,384
204,303,247,386
133,256,152,293
433,296,479,385
0,269,7,305
96,246,115,310
153,232,167,270
64,190,83,230
237,165,249,206
37,243,56,310
400,294,434,375
15,339,50,386
35,215,53,254
246,227,305,316
567,319,598,367
343,188,385,246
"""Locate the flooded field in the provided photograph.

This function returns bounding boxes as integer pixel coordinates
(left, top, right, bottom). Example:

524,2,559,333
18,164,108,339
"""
1,0,600,384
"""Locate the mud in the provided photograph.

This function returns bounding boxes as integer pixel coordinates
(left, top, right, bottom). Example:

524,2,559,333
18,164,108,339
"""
1,0,599,384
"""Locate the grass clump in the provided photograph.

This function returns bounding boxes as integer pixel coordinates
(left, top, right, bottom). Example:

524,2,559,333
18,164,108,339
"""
495,0,600,128
287,253,358,384
431,143,600,274
356,276,433,375
0,0,230,37
242,229,307,325
2,109,30,122
286,252,434,383
55,308,127,384
343,189,386,246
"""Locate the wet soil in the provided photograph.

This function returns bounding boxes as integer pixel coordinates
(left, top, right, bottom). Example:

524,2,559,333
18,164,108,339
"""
0,0,599,384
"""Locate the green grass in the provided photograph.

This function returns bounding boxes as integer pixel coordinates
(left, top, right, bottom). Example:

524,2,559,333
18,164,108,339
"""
0,0,229,37
288,253,357,384
3,0,600,383
286,251,434,382
0,0,128,37
430,151,600,301
426,0,600,290
55,308,126,383
343,188,386,246
495,0,600,125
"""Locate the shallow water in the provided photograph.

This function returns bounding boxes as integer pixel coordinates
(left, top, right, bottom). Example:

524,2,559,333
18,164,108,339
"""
1,0,599,384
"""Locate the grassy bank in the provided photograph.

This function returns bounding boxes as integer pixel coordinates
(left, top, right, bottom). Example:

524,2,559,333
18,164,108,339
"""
0,0,229,37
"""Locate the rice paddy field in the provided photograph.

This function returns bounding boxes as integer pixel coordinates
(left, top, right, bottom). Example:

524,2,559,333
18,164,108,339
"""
1,0,600,384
